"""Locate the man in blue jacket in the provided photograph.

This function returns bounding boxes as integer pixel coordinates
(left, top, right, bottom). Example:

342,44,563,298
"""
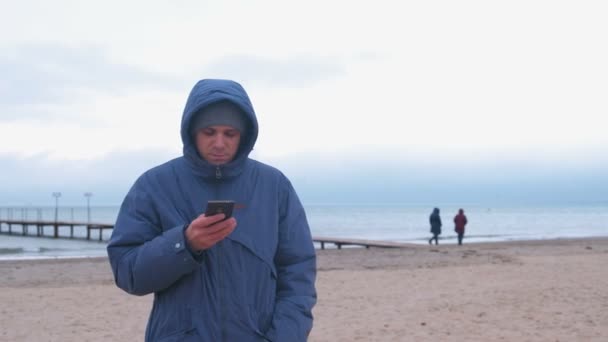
107,79,317,341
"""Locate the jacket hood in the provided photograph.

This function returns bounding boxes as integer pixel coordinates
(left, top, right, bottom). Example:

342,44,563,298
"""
180,79,259,179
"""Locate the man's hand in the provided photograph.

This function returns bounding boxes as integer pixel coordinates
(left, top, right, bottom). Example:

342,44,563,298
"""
185,213,237,252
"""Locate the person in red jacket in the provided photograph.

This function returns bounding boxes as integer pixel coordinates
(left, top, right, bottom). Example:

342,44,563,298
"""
454,208,468,245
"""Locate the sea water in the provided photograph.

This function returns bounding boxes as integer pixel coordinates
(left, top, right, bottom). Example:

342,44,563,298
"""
1,204,607,259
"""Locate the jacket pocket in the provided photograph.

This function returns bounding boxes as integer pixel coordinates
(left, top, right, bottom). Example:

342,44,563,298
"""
249,303,273,337
157,328,200,342
148,306,199,342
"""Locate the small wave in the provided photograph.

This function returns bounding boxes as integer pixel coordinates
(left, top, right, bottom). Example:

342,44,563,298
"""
0,247,25,254
460,233,514,239
38,247,71,252
411,233,511,241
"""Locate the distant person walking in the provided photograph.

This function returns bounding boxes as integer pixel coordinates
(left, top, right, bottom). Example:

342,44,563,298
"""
454,208,468,245
428,207,442,245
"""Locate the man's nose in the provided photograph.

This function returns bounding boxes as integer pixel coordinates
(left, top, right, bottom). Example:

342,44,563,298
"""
211,135,226,147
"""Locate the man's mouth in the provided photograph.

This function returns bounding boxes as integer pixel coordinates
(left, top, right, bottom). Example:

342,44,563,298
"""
209,154,228,162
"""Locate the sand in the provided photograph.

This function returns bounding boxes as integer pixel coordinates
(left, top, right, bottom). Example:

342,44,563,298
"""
1,237,607,341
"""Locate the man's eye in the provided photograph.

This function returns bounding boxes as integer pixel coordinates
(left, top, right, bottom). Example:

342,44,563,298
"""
202,129,215,135
225,130,239,138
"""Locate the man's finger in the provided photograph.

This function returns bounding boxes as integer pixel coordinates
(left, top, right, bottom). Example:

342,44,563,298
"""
205,225,236,242
203,213,227,224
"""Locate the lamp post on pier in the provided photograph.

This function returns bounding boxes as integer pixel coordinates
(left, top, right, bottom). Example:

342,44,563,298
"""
52,192,62,222
84,192,93,223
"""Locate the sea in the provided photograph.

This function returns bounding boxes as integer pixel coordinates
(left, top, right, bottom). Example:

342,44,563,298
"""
1,204,607,260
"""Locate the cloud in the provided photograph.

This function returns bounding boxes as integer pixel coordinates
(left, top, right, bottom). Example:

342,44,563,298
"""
0,148,175,206
1,145,606,207
270,148,608,205
0,43,184,120
202,54,346,87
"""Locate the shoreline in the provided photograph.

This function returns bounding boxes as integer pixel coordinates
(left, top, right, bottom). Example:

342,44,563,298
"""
1,235,608,261
1,237,608,341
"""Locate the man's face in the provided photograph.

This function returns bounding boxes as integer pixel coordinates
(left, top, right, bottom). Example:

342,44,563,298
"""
195,126,241,165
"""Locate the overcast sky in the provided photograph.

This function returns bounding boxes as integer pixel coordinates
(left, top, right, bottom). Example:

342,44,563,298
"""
1,0,607,206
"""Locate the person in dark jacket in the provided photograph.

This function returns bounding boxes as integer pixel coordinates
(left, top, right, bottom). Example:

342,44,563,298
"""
107,79,317,341
454,208,468,245
428,207,442,245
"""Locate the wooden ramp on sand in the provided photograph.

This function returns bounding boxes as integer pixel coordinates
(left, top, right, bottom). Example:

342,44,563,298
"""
313,236,413,250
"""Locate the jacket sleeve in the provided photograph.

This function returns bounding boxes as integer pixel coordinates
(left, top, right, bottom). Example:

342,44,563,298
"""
106,175,201,296
265,178,317,342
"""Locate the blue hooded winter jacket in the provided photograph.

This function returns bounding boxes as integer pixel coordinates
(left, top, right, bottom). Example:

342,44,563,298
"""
107,79,317,341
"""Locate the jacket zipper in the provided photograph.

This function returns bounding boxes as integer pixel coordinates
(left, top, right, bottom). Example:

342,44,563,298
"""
213,169,226,342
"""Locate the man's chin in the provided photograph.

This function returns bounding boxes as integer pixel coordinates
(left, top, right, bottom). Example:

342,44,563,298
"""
209,157,229,165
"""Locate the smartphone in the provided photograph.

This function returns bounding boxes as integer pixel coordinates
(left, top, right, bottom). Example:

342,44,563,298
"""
204,200,235,220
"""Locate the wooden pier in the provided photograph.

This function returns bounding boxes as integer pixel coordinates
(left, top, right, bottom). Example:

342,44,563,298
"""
313,236,412,249
0,219,114,241
1,219,411,249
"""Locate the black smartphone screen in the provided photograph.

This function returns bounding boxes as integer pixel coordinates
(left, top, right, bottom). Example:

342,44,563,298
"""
204,200,235,219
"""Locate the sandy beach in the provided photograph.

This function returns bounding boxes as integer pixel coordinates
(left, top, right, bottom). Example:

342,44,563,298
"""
1,237,607,341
